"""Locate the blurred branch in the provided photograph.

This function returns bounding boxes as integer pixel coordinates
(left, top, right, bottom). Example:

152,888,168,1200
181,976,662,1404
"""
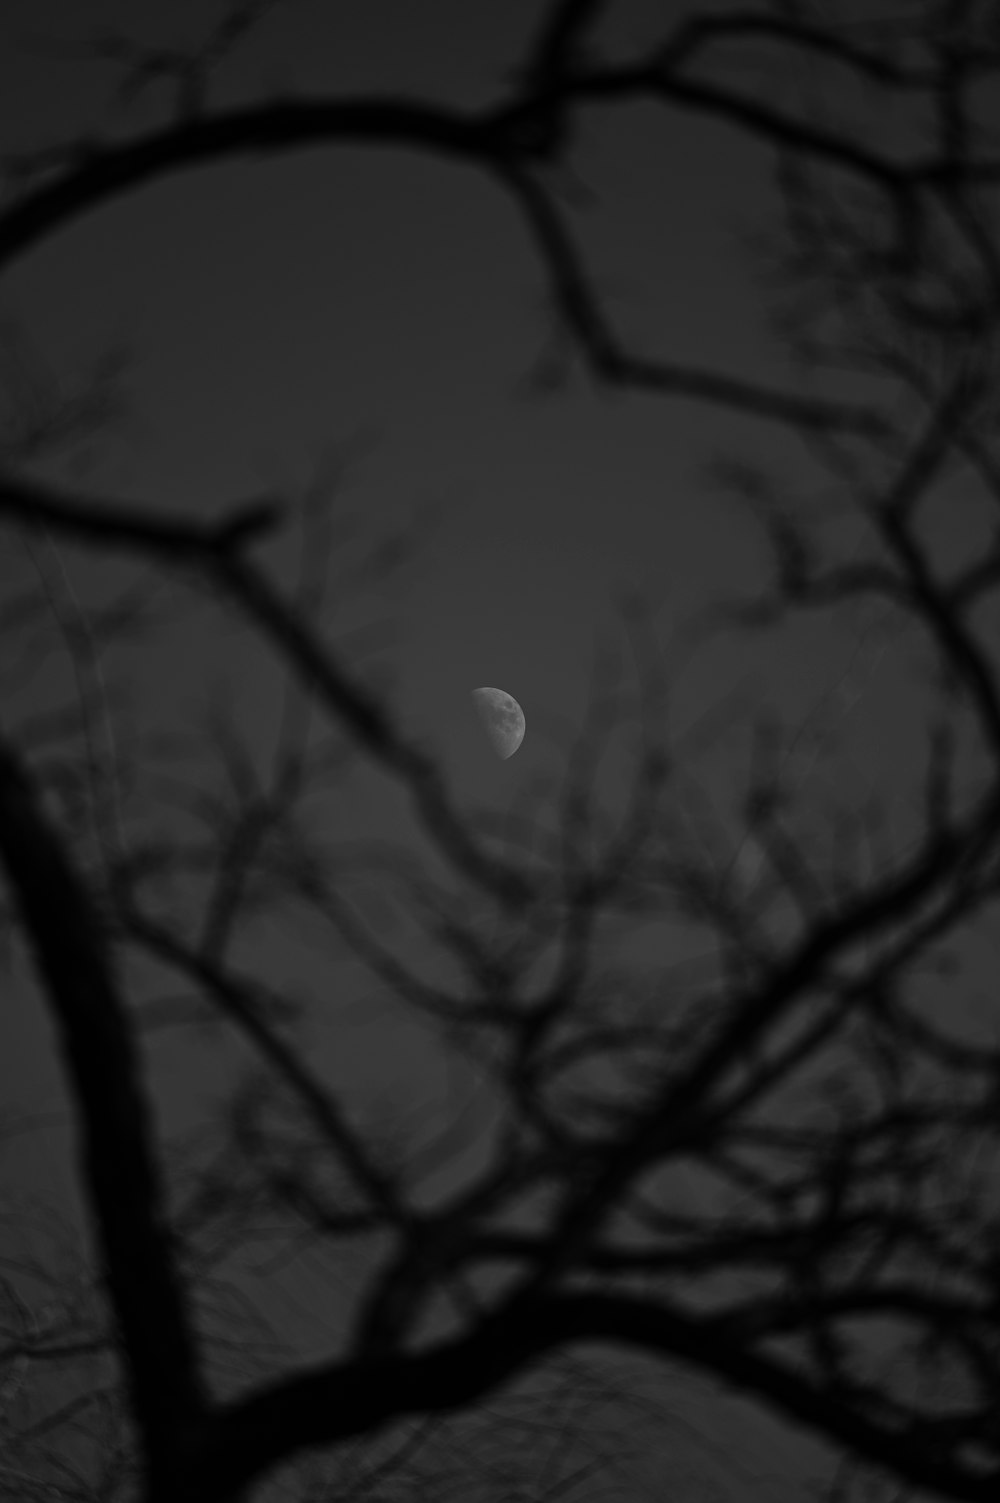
0,738,206,1485
199,1288,998,1503
1,4,1000,1501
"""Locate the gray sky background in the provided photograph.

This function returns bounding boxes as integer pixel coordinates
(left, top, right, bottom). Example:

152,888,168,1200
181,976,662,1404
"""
0,3,964,1499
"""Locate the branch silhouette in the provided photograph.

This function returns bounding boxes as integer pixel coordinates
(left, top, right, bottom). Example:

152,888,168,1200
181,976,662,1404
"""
0,3,999,1501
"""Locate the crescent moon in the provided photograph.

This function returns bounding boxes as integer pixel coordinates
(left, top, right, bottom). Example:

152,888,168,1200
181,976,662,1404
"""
471,687,525,760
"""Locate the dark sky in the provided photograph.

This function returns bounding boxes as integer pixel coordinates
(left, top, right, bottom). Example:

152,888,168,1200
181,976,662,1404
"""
0,3,945,1499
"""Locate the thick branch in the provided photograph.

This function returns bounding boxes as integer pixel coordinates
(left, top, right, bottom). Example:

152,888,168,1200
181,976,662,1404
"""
0,76,897,437
0,737,206,1483
0,99,492,276
198,1290,998,1502
0,469,280,558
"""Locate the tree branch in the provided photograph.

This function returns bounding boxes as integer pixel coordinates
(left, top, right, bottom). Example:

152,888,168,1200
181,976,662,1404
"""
0,736,206,1486
199,1290,999,1502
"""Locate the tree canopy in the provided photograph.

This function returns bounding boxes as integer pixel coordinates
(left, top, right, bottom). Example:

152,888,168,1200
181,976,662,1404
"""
0,3,999,1501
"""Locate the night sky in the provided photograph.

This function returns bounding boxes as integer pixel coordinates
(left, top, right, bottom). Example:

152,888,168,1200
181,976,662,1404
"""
0,3,957,1499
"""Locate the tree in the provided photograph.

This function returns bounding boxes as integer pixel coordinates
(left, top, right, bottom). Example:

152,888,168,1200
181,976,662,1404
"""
0,1,999,1499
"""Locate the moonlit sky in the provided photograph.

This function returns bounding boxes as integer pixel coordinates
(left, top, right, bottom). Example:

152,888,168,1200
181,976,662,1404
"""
0,2,961,1498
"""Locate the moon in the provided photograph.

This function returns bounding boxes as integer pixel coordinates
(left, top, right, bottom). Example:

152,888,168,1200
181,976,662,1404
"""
471,687,525,760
